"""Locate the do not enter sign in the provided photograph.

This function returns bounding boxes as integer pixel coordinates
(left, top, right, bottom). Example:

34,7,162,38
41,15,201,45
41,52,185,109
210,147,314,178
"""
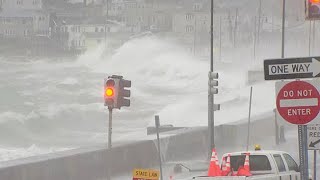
276,80,320,125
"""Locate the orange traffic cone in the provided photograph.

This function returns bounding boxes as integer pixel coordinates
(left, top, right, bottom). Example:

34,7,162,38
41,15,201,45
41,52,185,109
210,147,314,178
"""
244,153,251,172
208,149,221,176
222,154,231,176
237,153,252,176
221,157,227,174
214,152,222,176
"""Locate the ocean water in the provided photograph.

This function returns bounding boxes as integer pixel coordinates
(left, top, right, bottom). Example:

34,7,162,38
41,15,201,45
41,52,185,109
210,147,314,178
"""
0,27,316,162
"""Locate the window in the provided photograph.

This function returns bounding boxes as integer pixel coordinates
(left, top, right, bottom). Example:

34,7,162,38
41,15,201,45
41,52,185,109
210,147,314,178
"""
186,25,194,33
193,4,201,11
230,155,271,171
100,28,104,32
121,16,127,22
273,154,286,172
24,29,28,36
283,154,299,172
186,14,194,21
151,16,156,23
95,27,98,32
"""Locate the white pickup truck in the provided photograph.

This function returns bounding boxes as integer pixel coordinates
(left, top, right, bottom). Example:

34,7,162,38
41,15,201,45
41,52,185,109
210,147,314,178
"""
189,150,301,180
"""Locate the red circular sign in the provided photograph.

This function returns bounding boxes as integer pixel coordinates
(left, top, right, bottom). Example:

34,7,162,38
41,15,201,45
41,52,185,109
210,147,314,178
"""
276,81,320,125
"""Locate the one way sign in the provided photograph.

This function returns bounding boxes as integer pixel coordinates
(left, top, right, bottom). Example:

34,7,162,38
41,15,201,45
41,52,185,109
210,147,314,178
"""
264,57,320,80
307,124,320,150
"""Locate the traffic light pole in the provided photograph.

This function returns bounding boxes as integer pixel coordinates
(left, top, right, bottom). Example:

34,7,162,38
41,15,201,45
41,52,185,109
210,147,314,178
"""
108,107,113,149
208,0,215,158
107,106,113,180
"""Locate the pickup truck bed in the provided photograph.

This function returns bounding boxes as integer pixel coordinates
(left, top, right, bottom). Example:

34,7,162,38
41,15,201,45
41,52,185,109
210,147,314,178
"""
191,150,301,180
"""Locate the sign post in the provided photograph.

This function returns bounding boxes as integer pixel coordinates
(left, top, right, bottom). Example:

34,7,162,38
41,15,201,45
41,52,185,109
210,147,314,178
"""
266,55,320,180
298,125,309,180
155,115,163,180
275,80,320,180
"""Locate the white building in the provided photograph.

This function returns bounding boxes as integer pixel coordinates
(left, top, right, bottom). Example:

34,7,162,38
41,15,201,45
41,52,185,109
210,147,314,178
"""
1,0,42,10
172,11,210,54
55,17,126,51
0,10,50,38
0,0,50,38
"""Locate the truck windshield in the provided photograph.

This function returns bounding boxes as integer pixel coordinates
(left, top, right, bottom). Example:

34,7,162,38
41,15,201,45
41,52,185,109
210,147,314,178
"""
230,155,272,171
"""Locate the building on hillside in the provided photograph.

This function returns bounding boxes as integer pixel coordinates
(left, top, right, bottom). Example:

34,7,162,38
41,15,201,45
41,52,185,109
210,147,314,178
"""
107,0,175,33
52,17,128,52
1,0,43,10
0,10,50,38
0,0,49,38
171,0,210,55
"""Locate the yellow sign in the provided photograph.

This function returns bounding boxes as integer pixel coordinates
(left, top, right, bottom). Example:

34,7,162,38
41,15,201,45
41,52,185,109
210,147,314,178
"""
132,169,159,180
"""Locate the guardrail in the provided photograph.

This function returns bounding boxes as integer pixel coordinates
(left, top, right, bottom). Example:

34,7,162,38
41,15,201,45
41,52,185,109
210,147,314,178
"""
0,112,284,180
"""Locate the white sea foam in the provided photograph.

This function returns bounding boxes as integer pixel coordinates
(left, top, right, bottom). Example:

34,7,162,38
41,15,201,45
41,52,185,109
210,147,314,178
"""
0,21,317,163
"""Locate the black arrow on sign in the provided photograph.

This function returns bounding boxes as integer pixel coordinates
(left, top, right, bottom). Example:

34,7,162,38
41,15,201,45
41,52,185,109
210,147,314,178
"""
309,139,320,147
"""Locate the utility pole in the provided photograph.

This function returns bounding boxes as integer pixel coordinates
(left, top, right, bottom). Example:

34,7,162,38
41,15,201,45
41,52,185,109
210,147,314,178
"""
246,87,253,151
193,15,197,56
105,0,109,49
309,21,312,56
271,14,274,33
234,8,238,48
257,0,262,45
253,16,257,61
281,0,285,58
312,21,316,55
219,16,222,61
208,0,215,158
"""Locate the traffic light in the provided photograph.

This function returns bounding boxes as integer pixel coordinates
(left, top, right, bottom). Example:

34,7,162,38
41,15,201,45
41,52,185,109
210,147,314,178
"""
307,0,320,19
104,77,119,107
209,71,220,111
208,72,219,95
104,75,131,109
117,79,131,108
